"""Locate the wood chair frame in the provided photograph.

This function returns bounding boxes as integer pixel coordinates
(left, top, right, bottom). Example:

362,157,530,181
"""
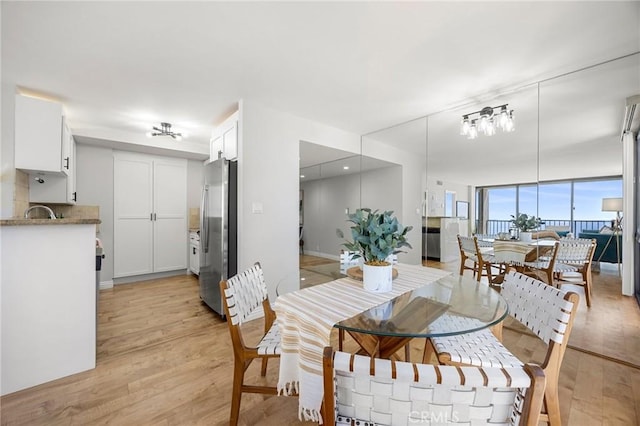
458,235,499,283
322,346,546,426
553,238,597,307
426,272,579,426
220,262,282,426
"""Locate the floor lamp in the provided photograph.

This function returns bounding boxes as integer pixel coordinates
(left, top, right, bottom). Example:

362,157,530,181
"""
600,197,623,275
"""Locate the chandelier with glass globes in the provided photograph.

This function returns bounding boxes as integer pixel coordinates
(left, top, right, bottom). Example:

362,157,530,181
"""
460,104,515,139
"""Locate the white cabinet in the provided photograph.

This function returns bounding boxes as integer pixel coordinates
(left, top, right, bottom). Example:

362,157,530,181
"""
29,133,77,204
15,94,71,176
189,231,200,275
210,111,238,161
113,152,187,278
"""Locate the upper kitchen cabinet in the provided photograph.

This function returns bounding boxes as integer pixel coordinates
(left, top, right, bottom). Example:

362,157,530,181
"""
29,133,77,205
210,111,238,161
15,95,71,176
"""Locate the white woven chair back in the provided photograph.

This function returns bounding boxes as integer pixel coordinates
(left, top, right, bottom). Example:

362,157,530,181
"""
458,235,478,257
501,272,575,345
556,238,594,264
224,263,268,326
329,350,533,426
473,234,496,248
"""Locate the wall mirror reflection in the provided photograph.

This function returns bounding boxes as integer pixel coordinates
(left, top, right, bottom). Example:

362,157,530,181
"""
298,141,400,286
361,117,428,265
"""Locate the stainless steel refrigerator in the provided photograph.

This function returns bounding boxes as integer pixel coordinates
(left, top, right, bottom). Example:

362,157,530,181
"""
199,158,237,317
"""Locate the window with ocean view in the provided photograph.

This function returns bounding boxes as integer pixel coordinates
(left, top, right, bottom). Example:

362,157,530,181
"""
477,177,622,235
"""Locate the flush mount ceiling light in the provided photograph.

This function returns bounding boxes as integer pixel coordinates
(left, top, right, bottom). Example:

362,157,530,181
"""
460,104,515,140
146,122,183,140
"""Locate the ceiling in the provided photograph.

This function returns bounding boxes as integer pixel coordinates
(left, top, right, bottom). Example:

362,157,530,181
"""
2,2,639,166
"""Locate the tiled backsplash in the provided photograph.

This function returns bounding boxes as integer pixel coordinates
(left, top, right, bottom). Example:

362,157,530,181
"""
189,207,200,230
14,170,30,218
25,203,99,219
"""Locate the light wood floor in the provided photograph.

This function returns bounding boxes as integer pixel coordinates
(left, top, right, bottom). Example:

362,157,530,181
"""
1,257,639,425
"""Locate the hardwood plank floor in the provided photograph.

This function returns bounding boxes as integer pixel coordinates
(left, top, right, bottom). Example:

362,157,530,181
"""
1,258,638,425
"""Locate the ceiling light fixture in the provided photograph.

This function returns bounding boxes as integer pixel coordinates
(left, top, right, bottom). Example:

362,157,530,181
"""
460,104,515,140
146,122,183,140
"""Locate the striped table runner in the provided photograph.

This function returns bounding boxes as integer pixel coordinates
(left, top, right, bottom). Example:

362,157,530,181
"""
274,263,450,422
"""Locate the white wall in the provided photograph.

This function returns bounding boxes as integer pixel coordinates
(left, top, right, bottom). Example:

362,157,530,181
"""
301,165,402,259
187,159,204,211
75,144,115,282
1,83,17,218
239,99,361,299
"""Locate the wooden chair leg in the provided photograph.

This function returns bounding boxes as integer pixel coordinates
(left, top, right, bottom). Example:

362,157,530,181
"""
230,359,247,426
583,270,592,307
338,329,344,351
260,357,268,376
544,383,562,426
485,262,493,284
404,344,411,362
422,339,436,364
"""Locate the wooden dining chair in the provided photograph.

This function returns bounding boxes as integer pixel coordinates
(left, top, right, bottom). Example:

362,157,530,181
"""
457,235,498,283
522,240,560,285
427,272,579,426
322,346,546,426
219,262,283,426
553,238,597,307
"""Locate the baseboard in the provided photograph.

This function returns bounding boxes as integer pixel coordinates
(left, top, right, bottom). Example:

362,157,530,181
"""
304,250,339,261
113,269,188,285
99,280,114,290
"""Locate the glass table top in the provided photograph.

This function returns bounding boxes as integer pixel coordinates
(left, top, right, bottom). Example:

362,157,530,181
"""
335,273,508,338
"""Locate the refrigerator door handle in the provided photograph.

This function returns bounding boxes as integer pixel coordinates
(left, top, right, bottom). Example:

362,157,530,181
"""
201,186,209,253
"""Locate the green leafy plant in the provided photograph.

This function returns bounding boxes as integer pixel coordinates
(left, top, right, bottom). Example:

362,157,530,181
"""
510,213,542,232
336,208,413,265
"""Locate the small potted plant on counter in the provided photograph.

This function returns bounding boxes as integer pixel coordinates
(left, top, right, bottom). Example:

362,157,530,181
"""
336,208,412,292
510,213,542,242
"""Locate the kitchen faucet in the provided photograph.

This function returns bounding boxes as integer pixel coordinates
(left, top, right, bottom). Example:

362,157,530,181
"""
24,205,56,220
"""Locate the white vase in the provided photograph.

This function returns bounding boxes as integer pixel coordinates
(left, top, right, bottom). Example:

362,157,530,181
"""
362,263,393,293
520,231,533,242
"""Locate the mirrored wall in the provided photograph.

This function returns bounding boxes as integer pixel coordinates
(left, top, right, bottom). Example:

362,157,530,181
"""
299,140,400,261
356,52,639,265
299,53,638,267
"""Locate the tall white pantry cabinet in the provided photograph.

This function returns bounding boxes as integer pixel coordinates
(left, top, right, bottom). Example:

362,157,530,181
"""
113,152,187,278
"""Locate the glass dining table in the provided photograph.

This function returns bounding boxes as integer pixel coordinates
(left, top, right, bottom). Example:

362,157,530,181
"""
334,273,509,360
275,264,508,421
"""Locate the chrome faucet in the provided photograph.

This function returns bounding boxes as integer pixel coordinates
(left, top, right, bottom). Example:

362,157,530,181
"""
24,205,56,220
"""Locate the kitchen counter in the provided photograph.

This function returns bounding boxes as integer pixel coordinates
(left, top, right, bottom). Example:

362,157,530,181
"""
1,222,97,394
0,218,101,226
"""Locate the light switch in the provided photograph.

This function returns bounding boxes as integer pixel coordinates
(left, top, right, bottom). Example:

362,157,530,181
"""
252,202,263,214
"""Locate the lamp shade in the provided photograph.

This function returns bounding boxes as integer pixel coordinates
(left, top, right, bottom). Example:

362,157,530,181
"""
602,197,623,212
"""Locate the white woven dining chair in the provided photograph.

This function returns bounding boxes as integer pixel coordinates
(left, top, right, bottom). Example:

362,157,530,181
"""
552,237,597,307
220,262,283,426
457,235,499,283
322,346,546,426
522,241,559,285
427,271,579,426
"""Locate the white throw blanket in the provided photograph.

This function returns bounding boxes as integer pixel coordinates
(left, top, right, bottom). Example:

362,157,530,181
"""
274,264,450,423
